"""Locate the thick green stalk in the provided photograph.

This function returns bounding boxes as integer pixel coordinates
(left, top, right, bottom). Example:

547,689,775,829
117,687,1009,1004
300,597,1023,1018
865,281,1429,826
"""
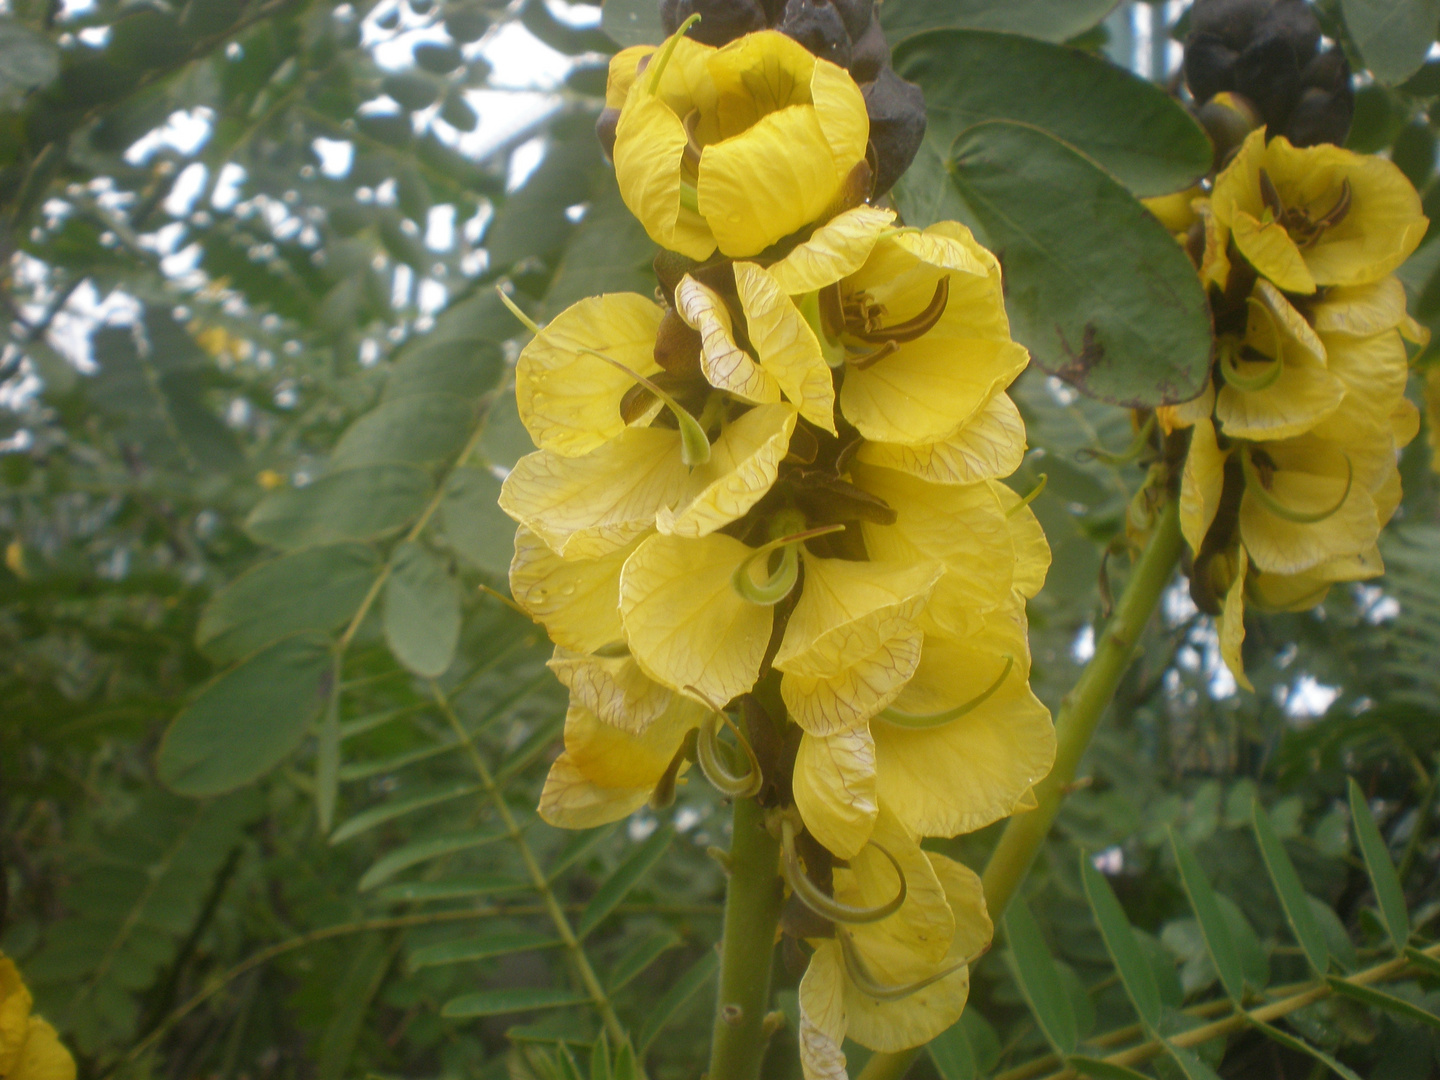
856,499,1184,1080
708,795,785,1080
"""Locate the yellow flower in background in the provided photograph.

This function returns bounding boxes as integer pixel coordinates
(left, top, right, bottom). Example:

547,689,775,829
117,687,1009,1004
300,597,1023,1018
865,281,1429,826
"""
797,813,992,1080
1142,185,1202,235
612,30,868,260
1210,129,1426,294
0,956,75,1080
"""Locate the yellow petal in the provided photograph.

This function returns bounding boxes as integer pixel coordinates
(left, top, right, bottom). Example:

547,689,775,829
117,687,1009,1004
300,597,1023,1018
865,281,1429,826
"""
703,30,814,137
619,532,772,707
853,391,1027,486
605,46,655,109
1180,418,1229,556
675,273,781,405
776,555,939,732
853,466,1016,635
1309,277,1410,337
516,293,666,457
614,89,716,261
767,205,897,295
888,611,1028,716
657,403,797,537
735,264,837,431
0,959,33,1075
499,429,689,559
841,338,1029,446
809,53,870,186
1231,211,1316,293
873,677,1056,837
548,647,673,735
1143,186,1202,233
928,853,993,967
1247,569,1334,611
838,811,954,973
1157,380,1215,434
538,752,652,829
798,945,850,1080
1218,550,1253,692
10,1018,75,1080
1239,437,1380,575
793,727,878,859
509,527,634,653
989,479,1052,601
1315,329,1410,444
699,104,846,257
1197,199,1231,292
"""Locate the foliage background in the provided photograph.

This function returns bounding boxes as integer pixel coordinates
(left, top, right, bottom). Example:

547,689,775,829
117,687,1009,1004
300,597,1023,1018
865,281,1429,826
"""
1,0,1439,1078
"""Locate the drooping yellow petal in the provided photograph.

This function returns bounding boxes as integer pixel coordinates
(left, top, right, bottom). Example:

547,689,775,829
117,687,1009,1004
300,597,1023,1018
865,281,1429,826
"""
793,727,878,859
1247,569,1334,612
854,465,1016,634
808,53,870,186
657,403,797,537
989,480,1052,601
675,273,781,405
873,678,1056,838
509,527,635,654
1157,380,1215,434
537,753,652,829
767,205,897,295
1180,418,1230,556
613,88,716,261
605,46,655,109
1218,549,1253,692
1230,212,1317,293
838,811,954,972
1309,277,1410,338
776,555,940,733
798,944,850,1080
734,264,837,431
929,853,993,967
841,338,1029,447
499,429,689,559
1315,329,1410,444
10,1018,75,1080
516,293,666,457
548,648,673,735
619,532,772,707
0,959,33,1075
854,391,1027,486
1143,186,1202,234
1198,199,1231,292
887,609,1027,716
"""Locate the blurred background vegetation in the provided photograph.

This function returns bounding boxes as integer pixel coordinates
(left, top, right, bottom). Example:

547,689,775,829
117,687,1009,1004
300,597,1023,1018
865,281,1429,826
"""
1,0,1439,1078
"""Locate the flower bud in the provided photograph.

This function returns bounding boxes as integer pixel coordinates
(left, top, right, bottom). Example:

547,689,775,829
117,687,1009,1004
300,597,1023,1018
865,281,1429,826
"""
862,66,926,197
778,0,851,69
661,0,767,46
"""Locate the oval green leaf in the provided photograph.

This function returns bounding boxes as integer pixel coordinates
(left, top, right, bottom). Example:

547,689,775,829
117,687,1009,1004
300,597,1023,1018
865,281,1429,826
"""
384,541,462,678
1079,854,1164,1032
1348,777,1411,951
196,544,380,662
882,0,1116,44
158,633,333,796
947,121,1214,407
1169,829,1246,1004
330,393,475,469
441,988,590,1018
1253,801,1330,977
895,30,1211,198
246,466,433,549
1004,899,1079,1055
441,466,516,577
1342,0,1440,86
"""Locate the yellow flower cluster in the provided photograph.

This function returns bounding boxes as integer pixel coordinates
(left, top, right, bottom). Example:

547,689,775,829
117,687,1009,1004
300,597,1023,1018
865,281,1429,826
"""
1155,129,1427,688
497,28,1055,1078
0,956,75,1080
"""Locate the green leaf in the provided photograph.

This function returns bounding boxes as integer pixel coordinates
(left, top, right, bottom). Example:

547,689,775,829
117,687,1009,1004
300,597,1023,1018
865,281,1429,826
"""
1248,1016,1364,1080
358,826,508,891
1080,854,1163,1032
1214,894,1269,991
373,875,529,903
894,30,1210,199
383,541,462,678
441,466,516,577
1253,801,1330,977
1169,830,1246,1004
637,950,720,1052
541,177,656,317
1163,1043,1224,1080
316,666,341,835
0,20,59,107
946,121,1213,408
1066,1056,1152,1080
1403,946,1440,978
317,934,392,1080
245,466,433,549
408,931,561,970
196,544,380,662
1004,899,1079,1054
1348,778,1410,951
928,1019,979,1080
578,827,674,937
1306,897,1357,973
881,0,1117,44
330,393,476,469
1325,977,1440,1030
441,988,590,1018
606,928,683,992
1341,0,1440,85
601,0,665,47
158,634,332,796
591,1032,612,1080
329,781,481,844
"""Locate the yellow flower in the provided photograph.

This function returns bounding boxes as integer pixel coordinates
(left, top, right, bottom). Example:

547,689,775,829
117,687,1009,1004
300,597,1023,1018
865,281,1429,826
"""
1210,129,1426,294
1428,365,1440,473
612,30,868,260
797,813,992,1079
0,957,75,1080
1142,186,1202,235
537,698,703,828
1213,281,1344,442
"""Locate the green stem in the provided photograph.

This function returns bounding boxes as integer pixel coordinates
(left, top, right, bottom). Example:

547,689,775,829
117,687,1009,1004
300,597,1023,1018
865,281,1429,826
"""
707,796,785,1080
855,498,1184,1080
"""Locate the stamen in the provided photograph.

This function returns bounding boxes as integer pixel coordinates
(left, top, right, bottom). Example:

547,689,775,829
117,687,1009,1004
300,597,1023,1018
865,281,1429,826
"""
1078,413,1157,465
876,657,1014,730
1315,178,1352,230
781,819,907,925
1258,168,1284,220
1007,474,1048,517
730,523,846,605
846,339,899,371
651,728,698,810
682,109,704,172
695,710,763,798
1241,446,1354,524
837,931,968,1002
818,282,846,342
849,277,950,345
646,13,701,94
